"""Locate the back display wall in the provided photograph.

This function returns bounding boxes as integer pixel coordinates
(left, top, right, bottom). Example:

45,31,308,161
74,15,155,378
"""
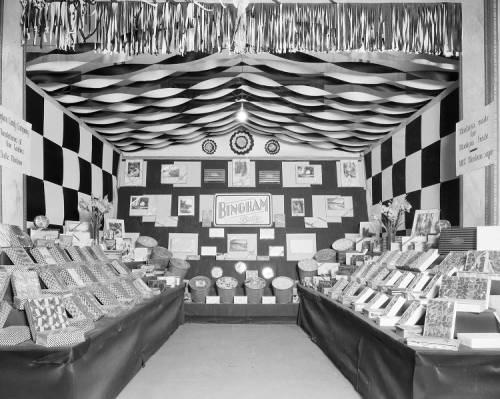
117,159,367,280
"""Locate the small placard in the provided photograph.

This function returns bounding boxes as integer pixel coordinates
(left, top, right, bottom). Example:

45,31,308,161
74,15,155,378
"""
262,296,276,304
209,228,225,238
234,296,248,304
260,228,275,240
201,246,217,256
269,246,285,257
206,296,220,304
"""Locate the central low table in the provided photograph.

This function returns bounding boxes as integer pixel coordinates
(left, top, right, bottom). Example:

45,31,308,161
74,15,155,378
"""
297,285,500,399
0,287,185,399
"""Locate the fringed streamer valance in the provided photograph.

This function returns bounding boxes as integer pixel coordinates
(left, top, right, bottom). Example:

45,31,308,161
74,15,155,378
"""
21,1,461,56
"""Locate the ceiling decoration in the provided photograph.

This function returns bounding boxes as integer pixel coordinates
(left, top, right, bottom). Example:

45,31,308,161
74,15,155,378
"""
24,1,461,155
27,50,459,153
202,139,217,155
265,140,280,155
22,1,461,57
230,129,254,155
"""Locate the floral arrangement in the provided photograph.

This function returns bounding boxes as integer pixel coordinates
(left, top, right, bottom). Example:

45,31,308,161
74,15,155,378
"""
78,196,112,241
373,195,412,238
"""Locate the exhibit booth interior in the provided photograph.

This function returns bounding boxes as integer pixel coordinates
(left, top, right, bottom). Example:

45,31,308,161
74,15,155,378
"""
0,0,499,398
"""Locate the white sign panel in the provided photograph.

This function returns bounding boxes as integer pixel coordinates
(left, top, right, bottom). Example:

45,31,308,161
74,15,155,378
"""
0,105,31,174
214,193,272,226
456,104,497,175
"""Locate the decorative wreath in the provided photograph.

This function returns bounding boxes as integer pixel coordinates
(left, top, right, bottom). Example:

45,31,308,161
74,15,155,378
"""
229,130,254,155
202,139,217,154
265,139,280,155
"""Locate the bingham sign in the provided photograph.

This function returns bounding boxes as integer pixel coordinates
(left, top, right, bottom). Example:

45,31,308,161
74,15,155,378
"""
214,193,272,226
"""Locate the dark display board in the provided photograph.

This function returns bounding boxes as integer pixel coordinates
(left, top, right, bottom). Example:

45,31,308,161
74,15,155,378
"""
118,159,367,279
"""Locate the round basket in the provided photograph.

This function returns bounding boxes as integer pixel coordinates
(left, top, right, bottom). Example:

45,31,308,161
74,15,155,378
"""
297,259,319,281
314,248,337,263
168,258,191,280
135,236,158,248
151,246,173,260
216,277,239,304
245,277,266,304
188,276,212,303
271,276,294,304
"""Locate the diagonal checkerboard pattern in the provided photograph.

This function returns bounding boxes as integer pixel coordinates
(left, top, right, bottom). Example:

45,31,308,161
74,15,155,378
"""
25,84,120,229
365,89,460,229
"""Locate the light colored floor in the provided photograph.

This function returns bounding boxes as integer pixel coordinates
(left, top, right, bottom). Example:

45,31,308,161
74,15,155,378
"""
118,323,360,399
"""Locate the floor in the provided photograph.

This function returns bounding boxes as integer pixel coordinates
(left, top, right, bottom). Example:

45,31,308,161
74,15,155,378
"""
118,323,360,399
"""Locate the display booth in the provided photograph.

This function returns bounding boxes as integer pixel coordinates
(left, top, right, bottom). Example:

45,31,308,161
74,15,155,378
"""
0,0,500,398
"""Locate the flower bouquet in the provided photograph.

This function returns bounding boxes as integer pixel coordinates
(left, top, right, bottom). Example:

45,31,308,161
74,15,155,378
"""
373,195,412,246
78,196,112,244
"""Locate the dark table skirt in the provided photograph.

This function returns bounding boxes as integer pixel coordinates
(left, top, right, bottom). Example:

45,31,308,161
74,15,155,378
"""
0,287,184,399
297,285,500,399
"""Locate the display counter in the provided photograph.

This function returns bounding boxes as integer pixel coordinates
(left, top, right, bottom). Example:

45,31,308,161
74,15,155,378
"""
297,285,500,399
0,286,184,399
185,303,298,323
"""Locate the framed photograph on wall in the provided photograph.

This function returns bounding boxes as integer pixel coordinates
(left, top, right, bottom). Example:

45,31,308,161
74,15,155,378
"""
232,159,252,187
129,195,153,216
178,196,195,216
123,159,145,186
295,165,315,184
227,234,257,256
338,160,364,187
161,164,187,184
411,209,440,237
168,233,199,259
359,221,381,238
291,198,305,217
104,219,125,239
286,233,317,261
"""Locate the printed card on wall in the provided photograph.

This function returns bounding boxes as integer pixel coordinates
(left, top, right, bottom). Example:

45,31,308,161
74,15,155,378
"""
282,162,311,187
228,160,255,187
172,162,201,187
129,195,155,216
152,195,172,227
338,160,364,187
121,160,147,187
161,164,187,184
295,164,322,185
199,195,214,223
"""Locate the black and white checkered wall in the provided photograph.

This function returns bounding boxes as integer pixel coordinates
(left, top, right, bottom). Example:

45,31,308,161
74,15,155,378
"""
25,84,120,229
364,89,460,229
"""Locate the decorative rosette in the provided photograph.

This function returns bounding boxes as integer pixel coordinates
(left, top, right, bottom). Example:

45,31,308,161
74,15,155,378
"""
202,139,217,155
265,139,280,155
229,130,254,155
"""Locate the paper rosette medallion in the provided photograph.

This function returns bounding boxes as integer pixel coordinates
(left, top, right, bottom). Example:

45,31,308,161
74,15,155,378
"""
265,139,280,155
202,139,217,155
230,130,254,155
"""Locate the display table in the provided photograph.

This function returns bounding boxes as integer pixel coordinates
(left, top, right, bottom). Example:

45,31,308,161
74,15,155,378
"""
0,287,184,399
297,285,500,399
185,303,299,323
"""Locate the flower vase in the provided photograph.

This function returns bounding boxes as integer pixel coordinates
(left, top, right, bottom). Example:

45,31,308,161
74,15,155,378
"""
386,231,397,251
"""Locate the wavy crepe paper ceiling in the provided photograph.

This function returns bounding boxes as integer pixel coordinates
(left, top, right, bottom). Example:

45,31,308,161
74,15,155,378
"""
24,2,460,153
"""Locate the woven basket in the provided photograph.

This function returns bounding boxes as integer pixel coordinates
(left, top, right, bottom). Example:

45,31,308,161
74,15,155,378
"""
135,236,158,248
216,277,238,304
245,277,266,304
168,258,191,280
272,276,294,304
297,259,319,281
188,276,212,303
314,248,337,263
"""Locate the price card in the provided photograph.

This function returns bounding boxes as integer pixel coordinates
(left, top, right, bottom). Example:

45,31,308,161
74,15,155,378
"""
262,296,276,304
201,246,217,256
206,296,220,304
234,296,248,304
